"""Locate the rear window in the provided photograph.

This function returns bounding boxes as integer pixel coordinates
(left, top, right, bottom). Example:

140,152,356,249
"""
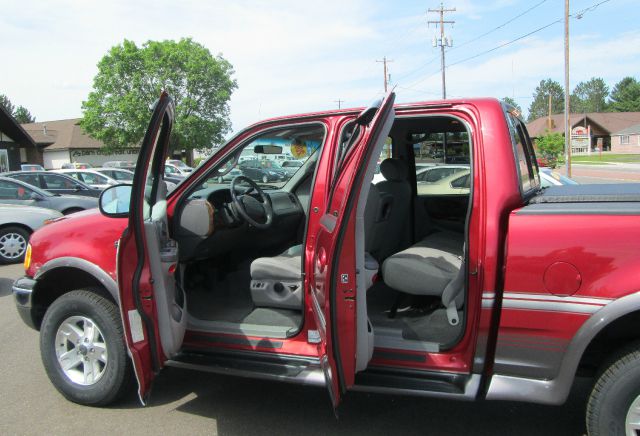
506,112,539,197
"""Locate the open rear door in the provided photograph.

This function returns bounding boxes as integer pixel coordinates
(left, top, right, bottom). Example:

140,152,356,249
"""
116,92,187,404
308,92,395,408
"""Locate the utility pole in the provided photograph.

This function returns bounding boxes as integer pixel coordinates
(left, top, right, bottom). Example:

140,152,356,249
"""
334,99,344,109
564,0,572,177
376,57,393,92
428,3,455,99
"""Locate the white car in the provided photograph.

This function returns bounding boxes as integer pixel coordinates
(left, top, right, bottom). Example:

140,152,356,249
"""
166,160,193,174
0,204,62,264
539,167,579,187
53,169,118,190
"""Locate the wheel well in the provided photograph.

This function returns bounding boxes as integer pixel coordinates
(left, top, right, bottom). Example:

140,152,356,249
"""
578,310,640,377
31,267,116,329
0,223,32,235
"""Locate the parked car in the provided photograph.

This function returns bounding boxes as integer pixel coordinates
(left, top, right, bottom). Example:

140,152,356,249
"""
238,158,288,183
95,168,135,183
280,159,304,175
20,164,45,171
166,159,193,174
416,169,471,195
0,176,98,214
53,169,118,190
416,165,468,183
1,171,102,198
61,162,93,169
539,167,579,187
14,93,640,435
102,161,135,168
0,204,62,264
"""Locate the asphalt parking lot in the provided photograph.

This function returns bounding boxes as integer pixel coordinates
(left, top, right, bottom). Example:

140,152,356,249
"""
0,262,592,436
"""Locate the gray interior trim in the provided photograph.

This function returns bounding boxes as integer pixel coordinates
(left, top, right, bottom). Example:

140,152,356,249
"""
187,315,297,339
487,291,640,404
34,256,120,302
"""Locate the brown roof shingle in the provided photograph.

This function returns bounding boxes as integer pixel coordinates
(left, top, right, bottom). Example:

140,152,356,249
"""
527,112,640,138
21,118,105,150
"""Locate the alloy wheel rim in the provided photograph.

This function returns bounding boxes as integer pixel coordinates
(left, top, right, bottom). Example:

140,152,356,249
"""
0,232,26,259
55,316,108,386
626,395,640,435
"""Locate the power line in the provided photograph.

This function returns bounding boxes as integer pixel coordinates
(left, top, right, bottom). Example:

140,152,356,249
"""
446,0,612,69
448,0,547,53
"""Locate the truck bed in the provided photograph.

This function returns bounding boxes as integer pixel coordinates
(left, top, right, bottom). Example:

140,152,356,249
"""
520,184,640,215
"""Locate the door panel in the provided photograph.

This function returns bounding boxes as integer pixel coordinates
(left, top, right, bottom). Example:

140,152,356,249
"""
308,92,396,408
116,92,186,403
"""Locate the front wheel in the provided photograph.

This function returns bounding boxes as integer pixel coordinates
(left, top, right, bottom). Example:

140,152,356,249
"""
0,226,30,264
40,290,133,406
586,343,640,435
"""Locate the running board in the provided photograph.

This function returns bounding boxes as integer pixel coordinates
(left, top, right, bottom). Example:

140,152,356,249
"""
167,350,326,387
353,367,481,400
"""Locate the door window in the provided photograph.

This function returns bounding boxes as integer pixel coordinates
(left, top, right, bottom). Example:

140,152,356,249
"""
13,174,40,187
0,180,33,200
79,172,108,185
410,117,471,196
42,174,77,189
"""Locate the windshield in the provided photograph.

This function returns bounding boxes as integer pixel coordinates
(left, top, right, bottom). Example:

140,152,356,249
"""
190,124,325,197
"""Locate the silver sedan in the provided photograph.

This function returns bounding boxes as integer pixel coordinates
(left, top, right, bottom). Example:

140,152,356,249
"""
0,204,62,264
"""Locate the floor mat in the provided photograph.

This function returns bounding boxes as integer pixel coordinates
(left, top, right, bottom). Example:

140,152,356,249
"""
186,261,302,329
367,281,463,344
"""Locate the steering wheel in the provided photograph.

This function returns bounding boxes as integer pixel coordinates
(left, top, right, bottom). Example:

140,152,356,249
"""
229,176,274,229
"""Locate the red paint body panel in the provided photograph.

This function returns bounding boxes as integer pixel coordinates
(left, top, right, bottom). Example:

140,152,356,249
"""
24,95,640,401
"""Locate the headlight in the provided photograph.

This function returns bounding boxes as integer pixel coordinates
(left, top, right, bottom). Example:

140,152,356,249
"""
23,244,32,271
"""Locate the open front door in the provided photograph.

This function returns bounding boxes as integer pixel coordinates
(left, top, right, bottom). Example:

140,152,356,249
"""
116,92,187,404
308,92,395,408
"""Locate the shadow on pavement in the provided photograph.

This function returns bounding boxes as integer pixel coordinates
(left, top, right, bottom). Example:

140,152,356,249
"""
112,366,590,435
0,277,14,297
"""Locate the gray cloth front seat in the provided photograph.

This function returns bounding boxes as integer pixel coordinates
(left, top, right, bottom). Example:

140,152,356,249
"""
250,183,385,309
374,158,412,261
382,231,466,325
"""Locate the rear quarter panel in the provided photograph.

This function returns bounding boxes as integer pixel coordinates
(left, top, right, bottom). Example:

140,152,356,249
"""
495,211,640,379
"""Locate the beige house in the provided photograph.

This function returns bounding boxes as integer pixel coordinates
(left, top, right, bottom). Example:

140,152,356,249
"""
527,112,640,154
611,124,640,153
21,119,139,169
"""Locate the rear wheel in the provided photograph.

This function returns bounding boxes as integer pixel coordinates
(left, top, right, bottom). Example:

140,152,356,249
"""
40,290,133,406
586,342,640,436
0,226,30,264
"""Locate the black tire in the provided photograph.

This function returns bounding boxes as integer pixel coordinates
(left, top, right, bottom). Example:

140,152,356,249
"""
0,226,30,264
39,290,133,406
586,342,640,436
62,207,84,215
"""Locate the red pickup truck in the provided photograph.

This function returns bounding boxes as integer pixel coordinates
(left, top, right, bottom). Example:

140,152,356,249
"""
13,92,640,435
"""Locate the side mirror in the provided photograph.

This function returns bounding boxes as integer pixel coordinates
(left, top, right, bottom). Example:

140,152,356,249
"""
30,192,44,201
99,184,132,217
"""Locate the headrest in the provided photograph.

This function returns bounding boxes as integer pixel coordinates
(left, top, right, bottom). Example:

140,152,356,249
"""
380,158,408,182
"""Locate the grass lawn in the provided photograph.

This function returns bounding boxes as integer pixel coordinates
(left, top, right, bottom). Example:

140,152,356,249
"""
571,154,640,163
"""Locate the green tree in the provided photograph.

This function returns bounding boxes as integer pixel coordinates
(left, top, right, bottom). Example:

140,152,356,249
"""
12,106,35,124
81,38,237,153
527,79,564,122
536,130,564,168
0,94,15,115
608,77,640,112
502,96,522,114
571,77,609,113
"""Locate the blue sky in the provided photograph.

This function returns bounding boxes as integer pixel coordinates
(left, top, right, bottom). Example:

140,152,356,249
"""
1,0,637,135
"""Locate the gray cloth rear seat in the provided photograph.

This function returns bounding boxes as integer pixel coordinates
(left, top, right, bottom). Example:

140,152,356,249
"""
382,231,465,325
